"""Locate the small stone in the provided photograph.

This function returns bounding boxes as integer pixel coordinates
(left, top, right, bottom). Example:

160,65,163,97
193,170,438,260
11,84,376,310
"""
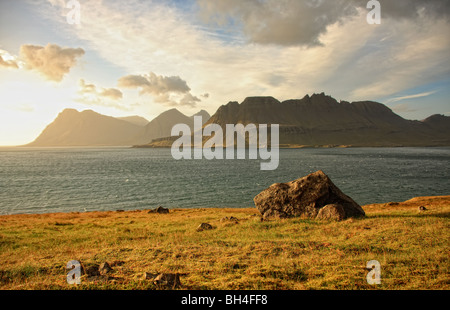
84,264,100,276
316,204,346,221
148,206,170,214
135,272,158,281
99,262,112,275
220,216,239,223
196,223,213,232
153,273,181,289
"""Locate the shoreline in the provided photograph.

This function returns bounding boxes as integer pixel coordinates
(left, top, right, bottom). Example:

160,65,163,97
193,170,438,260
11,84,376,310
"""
1,144,450,149
1,195,449,218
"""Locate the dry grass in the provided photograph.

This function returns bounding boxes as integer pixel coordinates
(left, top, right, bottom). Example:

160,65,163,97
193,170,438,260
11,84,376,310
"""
0,196,449,290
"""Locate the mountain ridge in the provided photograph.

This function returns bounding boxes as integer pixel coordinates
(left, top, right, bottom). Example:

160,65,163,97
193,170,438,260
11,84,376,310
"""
27,108,210,147
145,93,450,147
26,93,450,147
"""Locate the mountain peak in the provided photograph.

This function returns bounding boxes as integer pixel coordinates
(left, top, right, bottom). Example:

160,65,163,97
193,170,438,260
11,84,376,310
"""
191,109,211,121
60,108,79,115
241,96,280,105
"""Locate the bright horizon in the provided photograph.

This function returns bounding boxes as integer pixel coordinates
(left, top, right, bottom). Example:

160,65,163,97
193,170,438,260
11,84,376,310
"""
1,0,450,146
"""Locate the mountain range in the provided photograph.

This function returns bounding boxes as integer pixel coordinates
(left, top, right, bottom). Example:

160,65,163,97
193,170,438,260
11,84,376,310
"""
27,108,210,147
26,93,450,147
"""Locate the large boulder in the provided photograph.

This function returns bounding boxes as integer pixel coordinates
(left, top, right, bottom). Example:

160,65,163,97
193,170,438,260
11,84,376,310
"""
254,170,365,220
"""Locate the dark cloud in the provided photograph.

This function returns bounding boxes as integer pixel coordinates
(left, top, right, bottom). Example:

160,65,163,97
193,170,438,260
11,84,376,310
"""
197,0,450,47
19,43,85,81
377,0,450,20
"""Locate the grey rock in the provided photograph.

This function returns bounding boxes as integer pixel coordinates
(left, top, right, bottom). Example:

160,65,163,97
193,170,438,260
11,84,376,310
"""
254,170,365,220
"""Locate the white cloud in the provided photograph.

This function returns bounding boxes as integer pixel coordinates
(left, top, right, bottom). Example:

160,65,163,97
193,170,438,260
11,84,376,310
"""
386,91,438,104
76,79,129,110
19,43,85,82
0,52,19,69
78,79,123,100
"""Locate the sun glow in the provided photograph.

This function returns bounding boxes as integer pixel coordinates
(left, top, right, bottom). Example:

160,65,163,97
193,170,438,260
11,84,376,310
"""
0,70,79,146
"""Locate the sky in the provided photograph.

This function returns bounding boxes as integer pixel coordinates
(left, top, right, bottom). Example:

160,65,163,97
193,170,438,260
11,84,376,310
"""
0,0,449,146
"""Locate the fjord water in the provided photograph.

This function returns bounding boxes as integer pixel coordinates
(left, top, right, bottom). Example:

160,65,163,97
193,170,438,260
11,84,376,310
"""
0,147,449,215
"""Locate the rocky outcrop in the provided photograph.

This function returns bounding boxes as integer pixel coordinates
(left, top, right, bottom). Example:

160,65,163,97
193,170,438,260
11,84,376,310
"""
254,170,365,220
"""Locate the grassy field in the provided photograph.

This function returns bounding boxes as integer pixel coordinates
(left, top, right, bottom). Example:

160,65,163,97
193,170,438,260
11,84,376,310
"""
0,196,448,290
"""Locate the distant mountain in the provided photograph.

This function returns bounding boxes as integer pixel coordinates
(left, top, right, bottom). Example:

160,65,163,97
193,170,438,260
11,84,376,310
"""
27,108,210,147
117,115,149,127
132,108,210,145
27,109,145,147
421,114,450,133
145,93,450,147
191,110,211,122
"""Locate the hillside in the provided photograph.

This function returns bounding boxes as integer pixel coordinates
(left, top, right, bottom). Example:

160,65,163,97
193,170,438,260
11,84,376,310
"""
117,116,149,127
27,109,145,147
201,93,450,147
132,108,210,145
27,108,210,147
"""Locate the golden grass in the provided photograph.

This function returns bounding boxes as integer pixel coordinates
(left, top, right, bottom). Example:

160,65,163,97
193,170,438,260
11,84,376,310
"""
0,196,449,290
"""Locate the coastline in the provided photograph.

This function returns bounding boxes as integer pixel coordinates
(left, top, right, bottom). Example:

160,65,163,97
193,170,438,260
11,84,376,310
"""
1,195,448,218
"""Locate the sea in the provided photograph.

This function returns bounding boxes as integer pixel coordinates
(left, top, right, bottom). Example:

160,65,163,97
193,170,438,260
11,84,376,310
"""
0,147,449,215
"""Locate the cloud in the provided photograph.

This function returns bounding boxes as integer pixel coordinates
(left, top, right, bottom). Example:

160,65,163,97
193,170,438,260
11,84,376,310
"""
197,0,359,47
76,79,129,110
19,43,85,82
0,54,19,69
118,72,200,107
118,72,190,95
376,0,450,20
179,93,201,107
197,0,450,47
386,91,438,104
0,49,21,69
78,79,123,100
